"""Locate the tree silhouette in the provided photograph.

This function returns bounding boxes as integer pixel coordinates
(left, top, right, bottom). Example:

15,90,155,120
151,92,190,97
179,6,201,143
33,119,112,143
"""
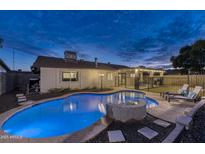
171,40,205,73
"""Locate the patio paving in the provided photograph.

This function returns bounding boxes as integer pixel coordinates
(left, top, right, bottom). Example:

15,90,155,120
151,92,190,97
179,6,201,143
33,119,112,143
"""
153,119,171,128
145,92,195,123
0,92,19,114
108,130,125,142
137,127,159,140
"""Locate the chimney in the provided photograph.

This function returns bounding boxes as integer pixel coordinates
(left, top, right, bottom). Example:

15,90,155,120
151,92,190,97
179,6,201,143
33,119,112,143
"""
64,51,77,61
95,58,98,68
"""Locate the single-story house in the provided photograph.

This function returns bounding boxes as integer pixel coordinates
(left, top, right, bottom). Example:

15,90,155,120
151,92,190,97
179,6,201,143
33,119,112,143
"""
0,59,10,95
32,51,164,93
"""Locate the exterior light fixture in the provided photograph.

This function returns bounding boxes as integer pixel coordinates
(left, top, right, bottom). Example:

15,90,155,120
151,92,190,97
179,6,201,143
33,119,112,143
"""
135,69,139,73
99,73,105,77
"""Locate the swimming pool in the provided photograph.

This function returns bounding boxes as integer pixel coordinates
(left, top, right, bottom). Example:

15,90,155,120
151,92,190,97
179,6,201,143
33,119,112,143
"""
1,91,158,138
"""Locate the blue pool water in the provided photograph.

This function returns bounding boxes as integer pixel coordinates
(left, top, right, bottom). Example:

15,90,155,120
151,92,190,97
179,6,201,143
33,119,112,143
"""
2,91,158,138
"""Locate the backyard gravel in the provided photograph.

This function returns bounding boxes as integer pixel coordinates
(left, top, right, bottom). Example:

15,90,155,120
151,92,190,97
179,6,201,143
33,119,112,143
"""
88,114,175,143
177,104,205,143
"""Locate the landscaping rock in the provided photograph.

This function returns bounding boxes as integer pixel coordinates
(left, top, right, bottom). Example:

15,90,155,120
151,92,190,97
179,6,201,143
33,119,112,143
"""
88,115,175,143
177,104,205,143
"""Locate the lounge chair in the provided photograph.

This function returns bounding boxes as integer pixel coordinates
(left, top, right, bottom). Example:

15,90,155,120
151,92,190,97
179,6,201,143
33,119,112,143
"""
16,93,27,103
16,93,24,97
168,86,202,103
160,84,189,99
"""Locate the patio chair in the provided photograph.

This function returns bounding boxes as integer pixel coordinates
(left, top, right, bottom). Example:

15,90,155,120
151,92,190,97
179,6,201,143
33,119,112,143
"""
16,93,27,103
160,84,189,99
16,93,24,97
168,86,202,103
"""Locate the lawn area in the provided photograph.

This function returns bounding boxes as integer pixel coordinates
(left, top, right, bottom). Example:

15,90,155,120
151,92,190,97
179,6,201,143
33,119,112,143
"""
141,85,204,97
142,86,180,94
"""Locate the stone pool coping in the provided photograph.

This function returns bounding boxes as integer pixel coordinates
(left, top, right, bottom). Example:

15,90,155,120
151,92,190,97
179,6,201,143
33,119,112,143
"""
0,89,144,143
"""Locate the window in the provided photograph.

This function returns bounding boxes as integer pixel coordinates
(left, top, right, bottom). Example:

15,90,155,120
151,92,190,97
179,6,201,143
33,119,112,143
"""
62,72,78,81
107,73,113,80
153,72,160,76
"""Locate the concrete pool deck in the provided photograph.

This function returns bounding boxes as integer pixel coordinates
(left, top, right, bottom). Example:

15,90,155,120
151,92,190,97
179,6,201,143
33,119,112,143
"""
0,88,198,142
145,91,195,123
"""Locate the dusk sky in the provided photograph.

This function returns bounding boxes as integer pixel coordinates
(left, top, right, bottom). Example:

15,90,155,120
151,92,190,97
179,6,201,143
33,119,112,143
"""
1,10,205,71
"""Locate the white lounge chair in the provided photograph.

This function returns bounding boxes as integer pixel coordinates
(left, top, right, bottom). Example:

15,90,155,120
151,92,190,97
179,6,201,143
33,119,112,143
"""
160,84,189,99
168,86,202,103
16,93,27,103
16,93,24,97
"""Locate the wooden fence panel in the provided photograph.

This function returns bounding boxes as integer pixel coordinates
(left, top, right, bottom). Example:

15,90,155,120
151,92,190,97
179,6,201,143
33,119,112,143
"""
163,75,205,88
0,72,7,95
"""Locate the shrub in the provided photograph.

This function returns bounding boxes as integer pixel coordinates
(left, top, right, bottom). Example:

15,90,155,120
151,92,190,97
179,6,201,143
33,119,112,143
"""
62,87,71,92
48,88,64,93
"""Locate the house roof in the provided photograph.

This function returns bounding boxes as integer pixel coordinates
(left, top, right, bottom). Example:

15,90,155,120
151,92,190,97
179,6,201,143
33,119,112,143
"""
32,56,129,70
133,66,164,72
0,59,10,72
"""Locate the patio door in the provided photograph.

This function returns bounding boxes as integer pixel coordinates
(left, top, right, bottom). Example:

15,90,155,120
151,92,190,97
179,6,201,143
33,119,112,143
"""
118,73,126,87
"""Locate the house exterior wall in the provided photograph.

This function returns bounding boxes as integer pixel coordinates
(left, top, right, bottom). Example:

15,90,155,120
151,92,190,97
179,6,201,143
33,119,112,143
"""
40,67,117,93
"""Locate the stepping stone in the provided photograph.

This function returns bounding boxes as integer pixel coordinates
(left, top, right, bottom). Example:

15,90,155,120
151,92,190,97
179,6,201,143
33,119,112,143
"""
108,130,125,142
153,119,170,128
138,127,158,140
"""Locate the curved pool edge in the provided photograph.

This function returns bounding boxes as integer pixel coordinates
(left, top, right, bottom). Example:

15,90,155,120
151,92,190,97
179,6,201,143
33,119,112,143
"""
0,89,155,142
0,109,111,143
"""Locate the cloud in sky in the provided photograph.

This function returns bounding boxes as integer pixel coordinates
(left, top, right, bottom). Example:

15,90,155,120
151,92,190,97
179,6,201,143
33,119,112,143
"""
118,12,205,66
1,10,205,70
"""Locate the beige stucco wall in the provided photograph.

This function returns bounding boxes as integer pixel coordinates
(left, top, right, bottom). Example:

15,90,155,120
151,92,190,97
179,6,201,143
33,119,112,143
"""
40,67,117,93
